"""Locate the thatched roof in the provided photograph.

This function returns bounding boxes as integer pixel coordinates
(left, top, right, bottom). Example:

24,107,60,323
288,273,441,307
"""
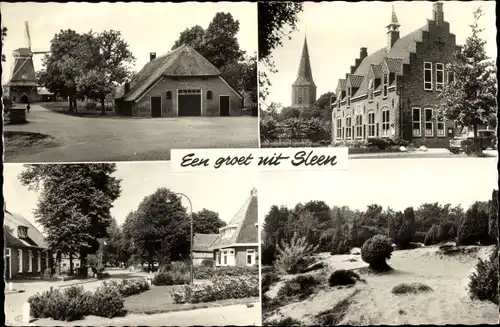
4,209,48,249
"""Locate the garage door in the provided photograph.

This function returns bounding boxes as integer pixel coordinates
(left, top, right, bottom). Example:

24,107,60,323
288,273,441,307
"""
178,89,202,116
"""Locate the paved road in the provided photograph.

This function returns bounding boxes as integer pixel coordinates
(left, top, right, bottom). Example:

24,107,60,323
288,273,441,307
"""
31,303,260,326
4,104,258,163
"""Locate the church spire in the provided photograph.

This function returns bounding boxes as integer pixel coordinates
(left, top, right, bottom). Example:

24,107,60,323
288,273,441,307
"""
388,5,400,28
293,35,316,87
386,5,400,50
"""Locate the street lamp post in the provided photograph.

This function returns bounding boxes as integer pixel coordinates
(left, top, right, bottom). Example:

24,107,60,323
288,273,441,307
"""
167,192,194,286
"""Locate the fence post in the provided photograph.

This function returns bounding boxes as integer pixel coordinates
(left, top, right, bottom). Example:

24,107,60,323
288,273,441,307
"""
22,301,31,324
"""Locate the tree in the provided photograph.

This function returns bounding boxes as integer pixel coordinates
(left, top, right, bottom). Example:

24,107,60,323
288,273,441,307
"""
192,209,226,234
219,54,257,103
488,189,498,242
120,211,138,265
172,25,206,50
388,207,416,248
102,217,123,266
313,92,335,120
18,164,121,274
438,7,497,155
131,188,190,268
77,30,135,115
278,106,300,121
260,116,280,144
424,224,440,246
258,2,303,106
457,201,492,245
263,205,292,246
2,27,7,62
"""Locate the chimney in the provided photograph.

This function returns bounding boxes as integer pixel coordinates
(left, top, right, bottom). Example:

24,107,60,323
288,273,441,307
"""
350,66,356,74
433,2,444,27
149,52,156,62
360,47,368,60
124,82,130,94
251,188,258,197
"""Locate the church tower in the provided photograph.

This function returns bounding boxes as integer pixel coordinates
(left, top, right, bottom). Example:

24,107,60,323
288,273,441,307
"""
386,6,400,51
291,35,317,107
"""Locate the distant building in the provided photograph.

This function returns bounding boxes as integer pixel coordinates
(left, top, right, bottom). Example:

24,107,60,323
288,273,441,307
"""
332,2,462,147
114,45,244,117
7,48,38,103
37,87,55,102
192,233,219,266
3,203,53,279
291,35,317,108
209,188,258,267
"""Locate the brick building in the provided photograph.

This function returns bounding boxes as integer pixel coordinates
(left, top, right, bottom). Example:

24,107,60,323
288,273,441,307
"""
291,36,317,107
4,204,52,279
209,188,258,267
331,2,461,147
114,44,244,117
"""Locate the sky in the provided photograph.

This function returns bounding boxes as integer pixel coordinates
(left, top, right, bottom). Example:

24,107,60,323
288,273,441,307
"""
3,162,259,231
258,158,498,221
262,1,497,109
0,2,258,84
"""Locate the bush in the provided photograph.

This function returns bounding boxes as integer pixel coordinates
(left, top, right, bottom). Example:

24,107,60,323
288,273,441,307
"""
85,102,97,110
413,231,426,244
361,235,393,271
194,265,258,279
29,286,93,321
328,269,360,287
391,282,433,294
262,268,281,293
276,234,319,274
90,285,126,318
366,138,392,150
488,189,498,242
265,314,301,326
277,274,321,300
102,278,150,297
152,270,189,286
171,275,258,304
424,224,440,246
388,208,416,248
201,258,214,267
261,240,277,266
437,221,457,243
468,247,498,304
457,202,492,245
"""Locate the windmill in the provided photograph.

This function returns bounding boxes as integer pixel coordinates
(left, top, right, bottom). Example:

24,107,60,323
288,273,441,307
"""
7,21,49,103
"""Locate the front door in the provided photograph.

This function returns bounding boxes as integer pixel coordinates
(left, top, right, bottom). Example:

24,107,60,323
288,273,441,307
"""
220,95,230,116
151,97,162,117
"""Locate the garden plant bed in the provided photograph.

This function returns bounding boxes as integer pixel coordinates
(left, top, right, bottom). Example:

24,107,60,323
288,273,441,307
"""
263,246,498,325
124,285,258,314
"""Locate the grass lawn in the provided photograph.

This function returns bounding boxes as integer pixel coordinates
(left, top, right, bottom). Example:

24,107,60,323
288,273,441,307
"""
124,285,259,315
3,130,59,157
41,101,116,118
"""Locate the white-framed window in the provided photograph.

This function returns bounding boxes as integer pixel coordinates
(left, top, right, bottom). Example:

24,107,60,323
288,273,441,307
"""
425,108,434,137
436,63,444,91
18,249,23,273
223,250,228,265
368,112,375,137
412,107,421,137
437,114,445,137
347,87,351,107
424,62,433,90
447,71,455,84
368,78,374,101
383,73,388,97
355,114,363,138
345,116,352,139
382,110,390,137
246,249,255,266
336,118,342,139
37,251,41,272
75,262,80,268
28,250,33,272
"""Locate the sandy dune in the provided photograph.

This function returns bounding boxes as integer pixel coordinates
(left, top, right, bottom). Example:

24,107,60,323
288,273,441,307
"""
266,246,497,325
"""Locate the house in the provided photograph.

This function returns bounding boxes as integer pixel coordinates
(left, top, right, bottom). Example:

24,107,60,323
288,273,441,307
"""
3,203,52,279
37,87,55,102
331,2,461,147
209,188,258,267
192,233,219,266
291,36,317,108
114,44,244,117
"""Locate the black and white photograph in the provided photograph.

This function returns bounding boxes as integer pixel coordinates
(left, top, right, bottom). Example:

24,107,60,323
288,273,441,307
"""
3,162,260,326
1,2,258,163
260,157,498,325
258,1,497,159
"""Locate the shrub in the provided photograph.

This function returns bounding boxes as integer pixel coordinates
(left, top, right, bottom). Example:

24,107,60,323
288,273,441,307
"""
366,137,392,150
276,234,319,274
201,258,214,267
171,275,258,304
103,278,150,297
85,102,97,110
328,269,360,287
265,314,301,326
90,285,126,318
488,189,498,242
152,270,189,286
468,247,498,304
388,208,416,248
361,235,393,271
413,231,426,244
262,268,281,293
424,224,440,246
277,275,321,300
28,286,93,321
437,221,457,243
261,240,277,266
391,282,433,294
457,202,492,245
194,266,259,279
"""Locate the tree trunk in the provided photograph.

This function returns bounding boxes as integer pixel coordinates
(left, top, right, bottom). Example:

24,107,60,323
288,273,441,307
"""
68,96,73,113
100,96,106,115
80,253,88,278
473,124,481,156
73,98,78,113
69,254,74,276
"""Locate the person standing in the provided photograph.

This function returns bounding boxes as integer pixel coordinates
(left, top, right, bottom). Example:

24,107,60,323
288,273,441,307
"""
26,101,31,113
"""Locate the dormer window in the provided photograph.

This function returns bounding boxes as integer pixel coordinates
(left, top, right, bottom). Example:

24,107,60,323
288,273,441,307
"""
17,226,28,238
389,72,396,85
347,87,351,107
220,225,237,239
